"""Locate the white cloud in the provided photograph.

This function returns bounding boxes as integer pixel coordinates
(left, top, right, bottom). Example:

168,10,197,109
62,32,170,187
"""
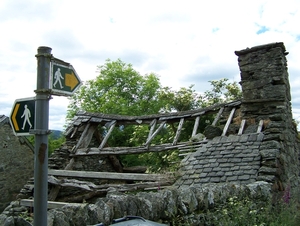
0,0,300,130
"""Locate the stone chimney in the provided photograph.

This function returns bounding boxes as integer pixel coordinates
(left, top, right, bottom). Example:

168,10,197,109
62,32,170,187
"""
235,42,300,189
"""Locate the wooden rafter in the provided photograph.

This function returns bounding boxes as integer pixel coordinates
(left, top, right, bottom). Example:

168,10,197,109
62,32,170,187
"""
222,108,236,136
173,118,184,145
144,121,166,146
98,120,116,150
192,116,200,137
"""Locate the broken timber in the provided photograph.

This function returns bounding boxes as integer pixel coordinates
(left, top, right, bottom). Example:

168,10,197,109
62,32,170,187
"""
47,100,245,203
65,100,242,156
48,169,169,182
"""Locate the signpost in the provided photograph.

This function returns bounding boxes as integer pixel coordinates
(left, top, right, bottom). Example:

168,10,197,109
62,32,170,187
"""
9,97,35,136
51,62,82,96
9,47,82,225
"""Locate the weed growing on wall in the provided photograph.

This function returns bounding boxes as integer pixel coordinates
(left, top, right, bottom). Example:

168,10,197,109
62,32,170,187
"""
205,195,299,226
169,192,300,226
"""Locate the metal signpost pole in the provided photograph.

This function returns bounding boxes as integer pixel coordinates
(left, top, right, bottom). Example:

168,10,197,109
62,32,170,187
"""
33,46,52,226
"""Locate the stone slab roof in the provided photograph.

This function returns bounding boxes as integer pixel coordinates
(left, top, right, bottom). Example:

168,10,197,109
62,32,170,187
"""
175,133,264,187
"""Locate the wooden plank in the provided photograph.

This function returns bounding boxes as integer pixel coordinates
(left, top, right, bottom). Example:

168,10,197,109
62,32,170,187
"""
70,127,78,138
90,117,103,123
159,114,191,121
192,116,200,137
74,141,208,156
78,124,97,148
98,120,116,150
257,119,264,133
144,121,166,146
20,199,71,209
76,145,157,155
222,108,236,136
172,118,184,145
147,119,157,142
212,107,224,126
48,169,167,181
191,111,205,117
238,119,246,135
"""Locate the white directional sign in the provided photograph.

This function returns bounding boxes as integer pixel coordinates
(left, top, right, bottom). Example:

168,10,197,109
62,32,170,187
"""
51,62,82,96
9,97,35,136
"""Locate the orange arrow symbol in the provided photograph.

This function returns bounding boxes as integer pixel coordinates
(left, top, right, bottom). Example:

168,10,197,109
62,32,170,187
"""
12,103,20,131
65,72,79,91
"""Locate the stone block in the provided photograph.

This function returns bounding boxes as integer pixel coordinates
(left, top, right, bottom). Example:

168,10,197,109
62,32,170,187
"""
248,133,259,142
232,166,240,170
242,157,254,162
260,149,279,160
260,140,281,149
225,172,233,176
257,133,264,141
244,169,259,175
233,171,244,176
223,154,234,158
229,158,242,163
238,175,251,180
257,175,276,182
207,172,217,177
212,167,222,172
216,171,225,177
210,177,221,183
220,150,232,155
203,168,212,173
211,136,222,144
220,136,230,143
227,176,238,181
221,163,235,168
258,166,278,175
199,173,207,178
210,162,219,168
218,158,228,163
200,177,211,183
186,169,195,175
189,174,200,179
239,165,252,171
199,159,209,164
208,159,217,163
228,134,240,143
240,134,250,142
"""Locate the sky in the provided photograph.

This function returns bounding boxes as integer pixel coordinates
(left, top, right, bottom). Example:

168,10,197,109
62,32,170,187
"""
1,0,300,131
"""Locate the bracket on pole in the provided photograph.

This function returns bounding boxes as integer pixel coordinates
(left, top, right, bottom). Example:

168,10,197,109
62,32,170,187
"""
30,129,52,135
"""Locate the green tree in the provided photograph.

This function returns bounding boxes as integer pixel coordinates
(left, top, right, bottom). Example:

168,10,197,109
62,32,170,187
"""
67,59,163,120
159,85,201,112
199,78,242,107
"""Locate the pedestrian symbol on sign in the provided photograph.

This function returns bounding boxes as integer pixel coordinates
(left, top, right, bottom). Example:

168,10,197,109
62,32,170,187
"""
53,68,64,89
21,104,32,130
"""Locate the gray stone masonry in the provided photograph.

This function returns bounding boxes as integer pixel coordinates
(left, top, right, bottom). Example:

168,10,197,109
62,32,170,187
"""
0,116,34,212
175,133,263,186
235,42,300,189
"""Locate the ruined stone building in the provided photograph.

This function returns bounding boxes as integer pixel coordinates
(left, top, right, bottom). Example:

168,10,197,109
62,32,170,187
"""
0,42,299,225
